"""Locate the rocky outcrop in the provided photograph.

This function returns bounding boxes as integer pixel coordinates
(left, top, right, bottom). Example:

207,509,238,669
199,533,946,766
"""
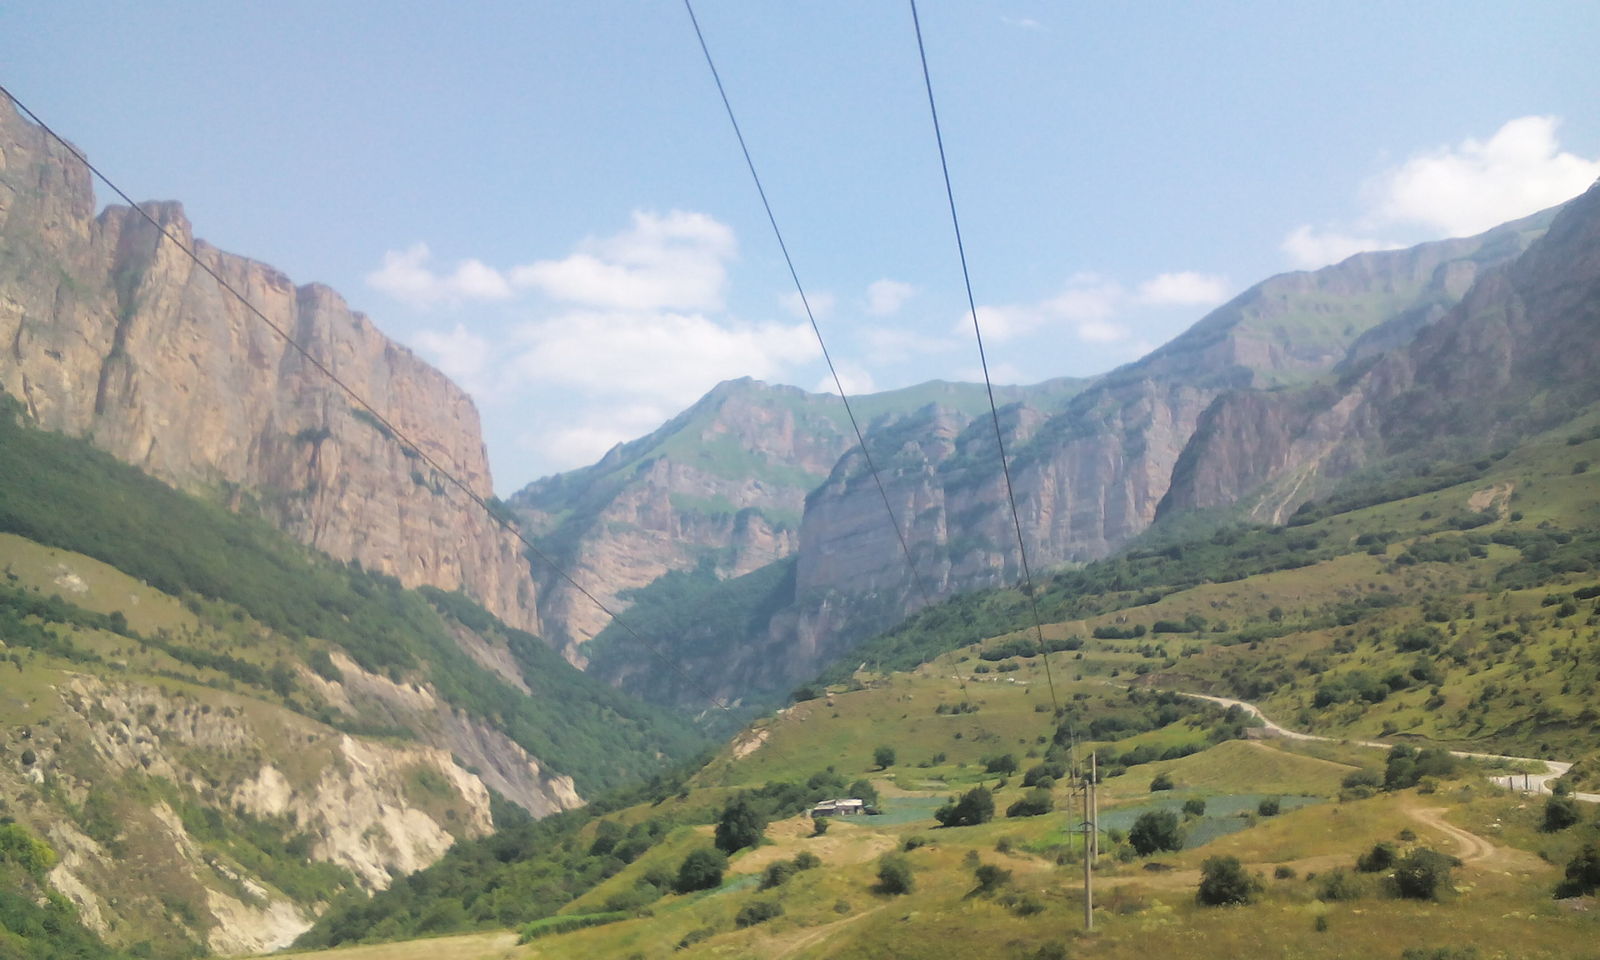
0,98,537,633
585,205,1565,707
511,380,850,655
27,675,503,954
1160,180,1600,521
514,376,1091,657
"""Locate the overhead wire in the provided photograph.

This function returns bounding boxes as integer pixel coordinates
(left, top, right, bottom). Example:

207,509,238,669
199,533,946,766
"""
0,82,742,719
680,0,972,701
905,0,1060,712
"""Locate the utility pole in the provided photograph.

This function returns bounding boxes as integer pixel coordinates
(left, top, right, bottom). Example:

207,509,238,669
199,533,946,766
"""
1081,763,1094,931
1090,751,1099,860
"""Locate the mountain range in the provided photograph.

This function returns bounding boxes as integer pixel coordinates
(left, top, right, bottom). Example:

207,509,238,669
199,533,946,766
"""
2,87,1598,956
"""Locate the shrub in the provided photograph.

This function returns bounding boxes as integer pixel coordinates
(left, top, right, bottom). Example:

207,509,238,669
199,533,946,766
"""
1006,789,1054,818
811,817,830,837
1342,769,1381,789
760,860,795,890
1556,842,1600,897
734,899,783,928
876,853,914,894
984,753,1019,775
1009,895,1045,916
1023,762,1067,788
1197,855,1256,905
1317,869,1363,901
936,787,995,827
714,797,766,854
517,911,628,943
1149,772,1175,791
973,862,1013,894
1541,796,1581,832
674,847,727,893
1356,841,1396,873
1183,798,1207,817
676,926,716,950
1128,810,1183,855
793,851,821,870
1257,797,1281,817
1274,865,1296,880
1393,848,1456,900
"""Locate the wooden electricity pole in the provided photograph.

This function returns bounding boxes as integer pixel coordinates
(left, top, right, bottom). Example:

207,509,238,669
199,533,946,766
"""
1081,759,1094,931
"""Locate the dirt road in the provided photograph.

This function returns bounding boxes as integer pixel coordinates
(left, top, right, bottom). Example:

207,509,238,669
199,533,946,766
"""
1177,692,1600,803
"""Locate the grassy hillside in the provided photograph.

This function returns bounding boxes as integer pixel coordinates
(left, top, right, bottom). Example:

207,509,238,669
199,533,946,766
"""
285,398,1600,959
0,396,703,794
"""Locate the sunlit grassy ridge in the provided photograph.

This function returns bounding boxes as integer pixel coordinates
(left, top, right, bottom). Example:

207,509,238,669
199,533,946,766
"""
290,403,1600,959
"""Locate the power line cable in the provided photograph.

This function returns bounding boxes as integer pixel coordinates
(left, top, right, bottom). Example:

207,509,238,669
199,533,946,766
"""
680,1,948,652
905,0,1059,711
0,83,741,718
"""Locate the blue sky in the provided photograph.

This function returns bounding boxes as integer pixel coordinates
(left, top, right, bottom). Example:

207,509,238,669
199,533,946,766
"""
5,1,1598,492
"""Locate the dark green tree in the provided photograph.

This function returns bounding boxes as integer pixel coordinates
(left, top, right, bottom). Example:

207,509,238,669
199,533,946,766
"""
1392,848,1455,900
714,797,767,854
674,847,727,893
935,787,995,827
874,745,897,769
1129,810,1183,855
1197,855,1256,905
1542,795,1581,832
1556,842,1600,897
876,853,914,894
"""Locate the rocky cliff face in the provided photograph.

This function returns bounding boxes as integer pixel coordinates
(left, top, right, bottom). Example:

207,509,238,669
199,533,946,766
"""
511,379,854,656
0,99,537,633
762,210,1560,684
510,377,1085,658
573,206,1564,709
1160,180,1600,521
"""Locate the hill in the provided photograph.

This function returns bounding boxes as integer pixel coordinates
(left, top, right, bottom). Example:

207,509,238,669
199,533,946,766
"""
292,390,1600,958
0,399,703,954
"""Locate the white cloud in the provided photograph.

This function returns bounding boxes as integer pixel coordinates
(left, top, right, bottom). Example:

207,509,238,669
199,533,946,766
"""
815,362,876,396
1074,317,1129,344
865,279,916,316
1135,271,1231,306
964,274,1127,344
1372,116,1600,237
1283,116,1600,268
510,311,818,408
524,403,671,470
366,243,513,307
862,325,961,359
367,210,737,313
1281,226,1400,269
413,323,493,395
510,210,736,311
781,289,835,320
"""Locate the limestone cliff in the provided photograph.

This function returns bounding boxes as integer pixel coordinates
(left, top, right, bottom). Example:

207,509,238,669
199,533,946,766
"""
579,206,1562,709
0,98,537,633
512,377,1084,657
1160,179,1600,522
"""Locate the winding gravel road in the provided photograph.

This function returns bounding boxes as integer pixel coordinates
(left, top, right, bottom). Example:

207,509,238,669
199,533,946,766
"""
1177,691,1600,803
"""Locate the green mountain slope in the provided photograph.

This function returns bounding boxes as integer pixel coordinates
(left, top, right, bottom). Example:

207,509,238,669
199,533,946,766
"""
285,392,1600,959
0,397,706,953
